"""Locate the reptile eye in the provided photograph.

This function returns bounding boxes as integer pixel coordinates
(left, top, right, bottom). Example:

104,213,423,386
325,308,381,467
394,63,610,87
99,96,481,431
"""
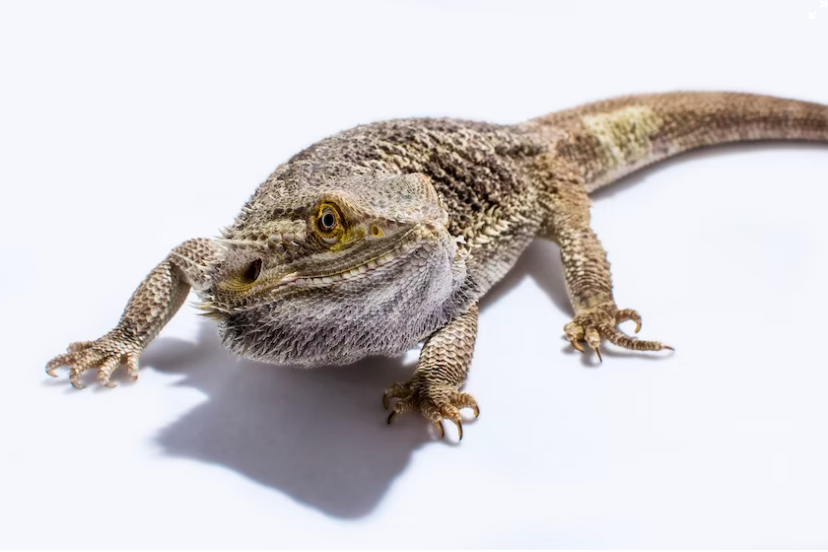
242,259,262,283
318,208,337,233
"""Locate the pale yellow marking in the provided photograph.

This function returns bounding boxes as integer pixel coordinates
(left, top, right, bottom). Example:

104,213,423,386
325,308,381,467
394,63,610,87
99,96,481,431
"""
581,106,664,169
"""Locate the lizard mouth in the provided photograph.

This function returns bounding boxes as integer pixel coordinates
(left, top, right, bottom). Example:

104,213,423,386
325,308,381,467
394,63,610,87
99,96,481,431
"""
274,229,422,289
198,228,429,318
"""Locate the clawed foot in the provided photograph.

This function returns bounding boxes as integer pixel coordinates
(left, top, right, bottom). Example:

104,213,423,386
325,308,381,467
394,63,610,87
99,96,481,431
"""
46,331,142,388
383,378,480,440
565,304,672,361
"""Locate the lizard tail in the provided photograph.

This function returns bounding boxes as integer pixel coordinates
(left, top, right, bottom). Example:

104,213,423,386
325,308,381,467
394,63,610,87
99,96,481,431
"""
524,91,828,194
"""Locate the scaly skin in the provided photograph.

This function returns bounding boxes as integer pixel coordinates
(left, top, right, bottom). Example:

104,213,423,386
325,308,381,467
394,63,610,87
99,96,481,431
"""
47,92,828,439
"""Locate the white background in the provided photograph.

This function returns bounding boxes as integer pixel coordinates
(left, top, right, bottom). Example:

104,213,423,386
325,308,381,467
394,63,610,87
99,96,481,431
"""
1,0,827,548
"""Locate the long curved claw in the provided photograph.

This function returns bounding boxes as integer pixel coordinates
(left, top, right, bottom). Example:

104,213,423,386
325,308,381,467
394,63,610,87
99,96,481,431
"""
472,404,480,418
46,364,63,378
570,339,585,353
585,327,602,362
387,411,397,425
433,421,445,438
615,308,643,334
454,420,463,441
46,353,74,377
382,394,390,410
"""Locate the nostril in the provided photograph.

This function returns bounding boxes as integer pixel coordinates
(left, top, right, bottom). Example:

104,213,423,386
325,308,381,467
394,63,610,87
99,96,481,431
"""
243,259,263,283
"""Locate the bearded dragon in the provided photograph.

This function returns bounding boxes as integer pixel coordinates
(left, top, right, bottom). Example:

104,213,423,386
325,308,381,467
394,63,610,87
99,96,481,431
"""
46,92,828,439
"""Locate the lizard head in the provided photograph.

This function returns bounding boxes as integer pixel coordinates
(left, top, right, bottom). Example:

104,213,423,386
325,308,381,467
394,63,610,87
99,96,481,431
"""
198,171,468,366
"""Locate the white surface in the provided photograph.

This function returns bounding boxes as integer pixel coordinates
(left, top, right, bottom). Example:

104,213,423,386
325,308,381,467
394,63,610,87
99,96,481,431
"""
1,0,827,548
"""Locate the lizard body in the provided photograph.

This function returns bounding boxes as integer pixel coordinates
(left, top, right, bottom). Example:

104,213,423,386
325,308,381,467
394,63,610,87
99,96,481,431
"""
47,92,828,438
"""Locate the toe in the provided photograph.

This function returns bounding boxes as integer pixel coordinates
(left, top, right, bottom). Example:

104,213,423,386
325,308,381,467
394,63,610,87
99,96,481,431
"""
392,397,416,416
452,392,479,416
96,356,121,388
454,420,463,440
382,382,411,409
601,325,672,352
564,321,585,344
565,322,587,353
66,350,104,389
46,353,75,377
615,308,642,333
585,327,602,361
69,368,86,389
67,341,96,353
439,403,462,422
125,353,140,381
387,395,418,423
436,404,464,440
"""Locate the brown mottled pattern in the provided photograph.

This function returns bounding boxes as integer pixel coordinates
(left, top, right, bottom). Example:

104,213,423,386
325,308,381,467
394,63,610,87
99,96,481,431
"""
47,92,828,438
527,91,828,192
245,118,547,294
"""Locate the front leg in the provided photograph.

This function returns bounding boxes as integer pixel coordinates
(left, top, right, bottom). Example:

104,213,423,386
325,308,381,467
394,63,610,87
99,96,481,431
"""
545,179,671,360
384,304,480,440
46,238,223,388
